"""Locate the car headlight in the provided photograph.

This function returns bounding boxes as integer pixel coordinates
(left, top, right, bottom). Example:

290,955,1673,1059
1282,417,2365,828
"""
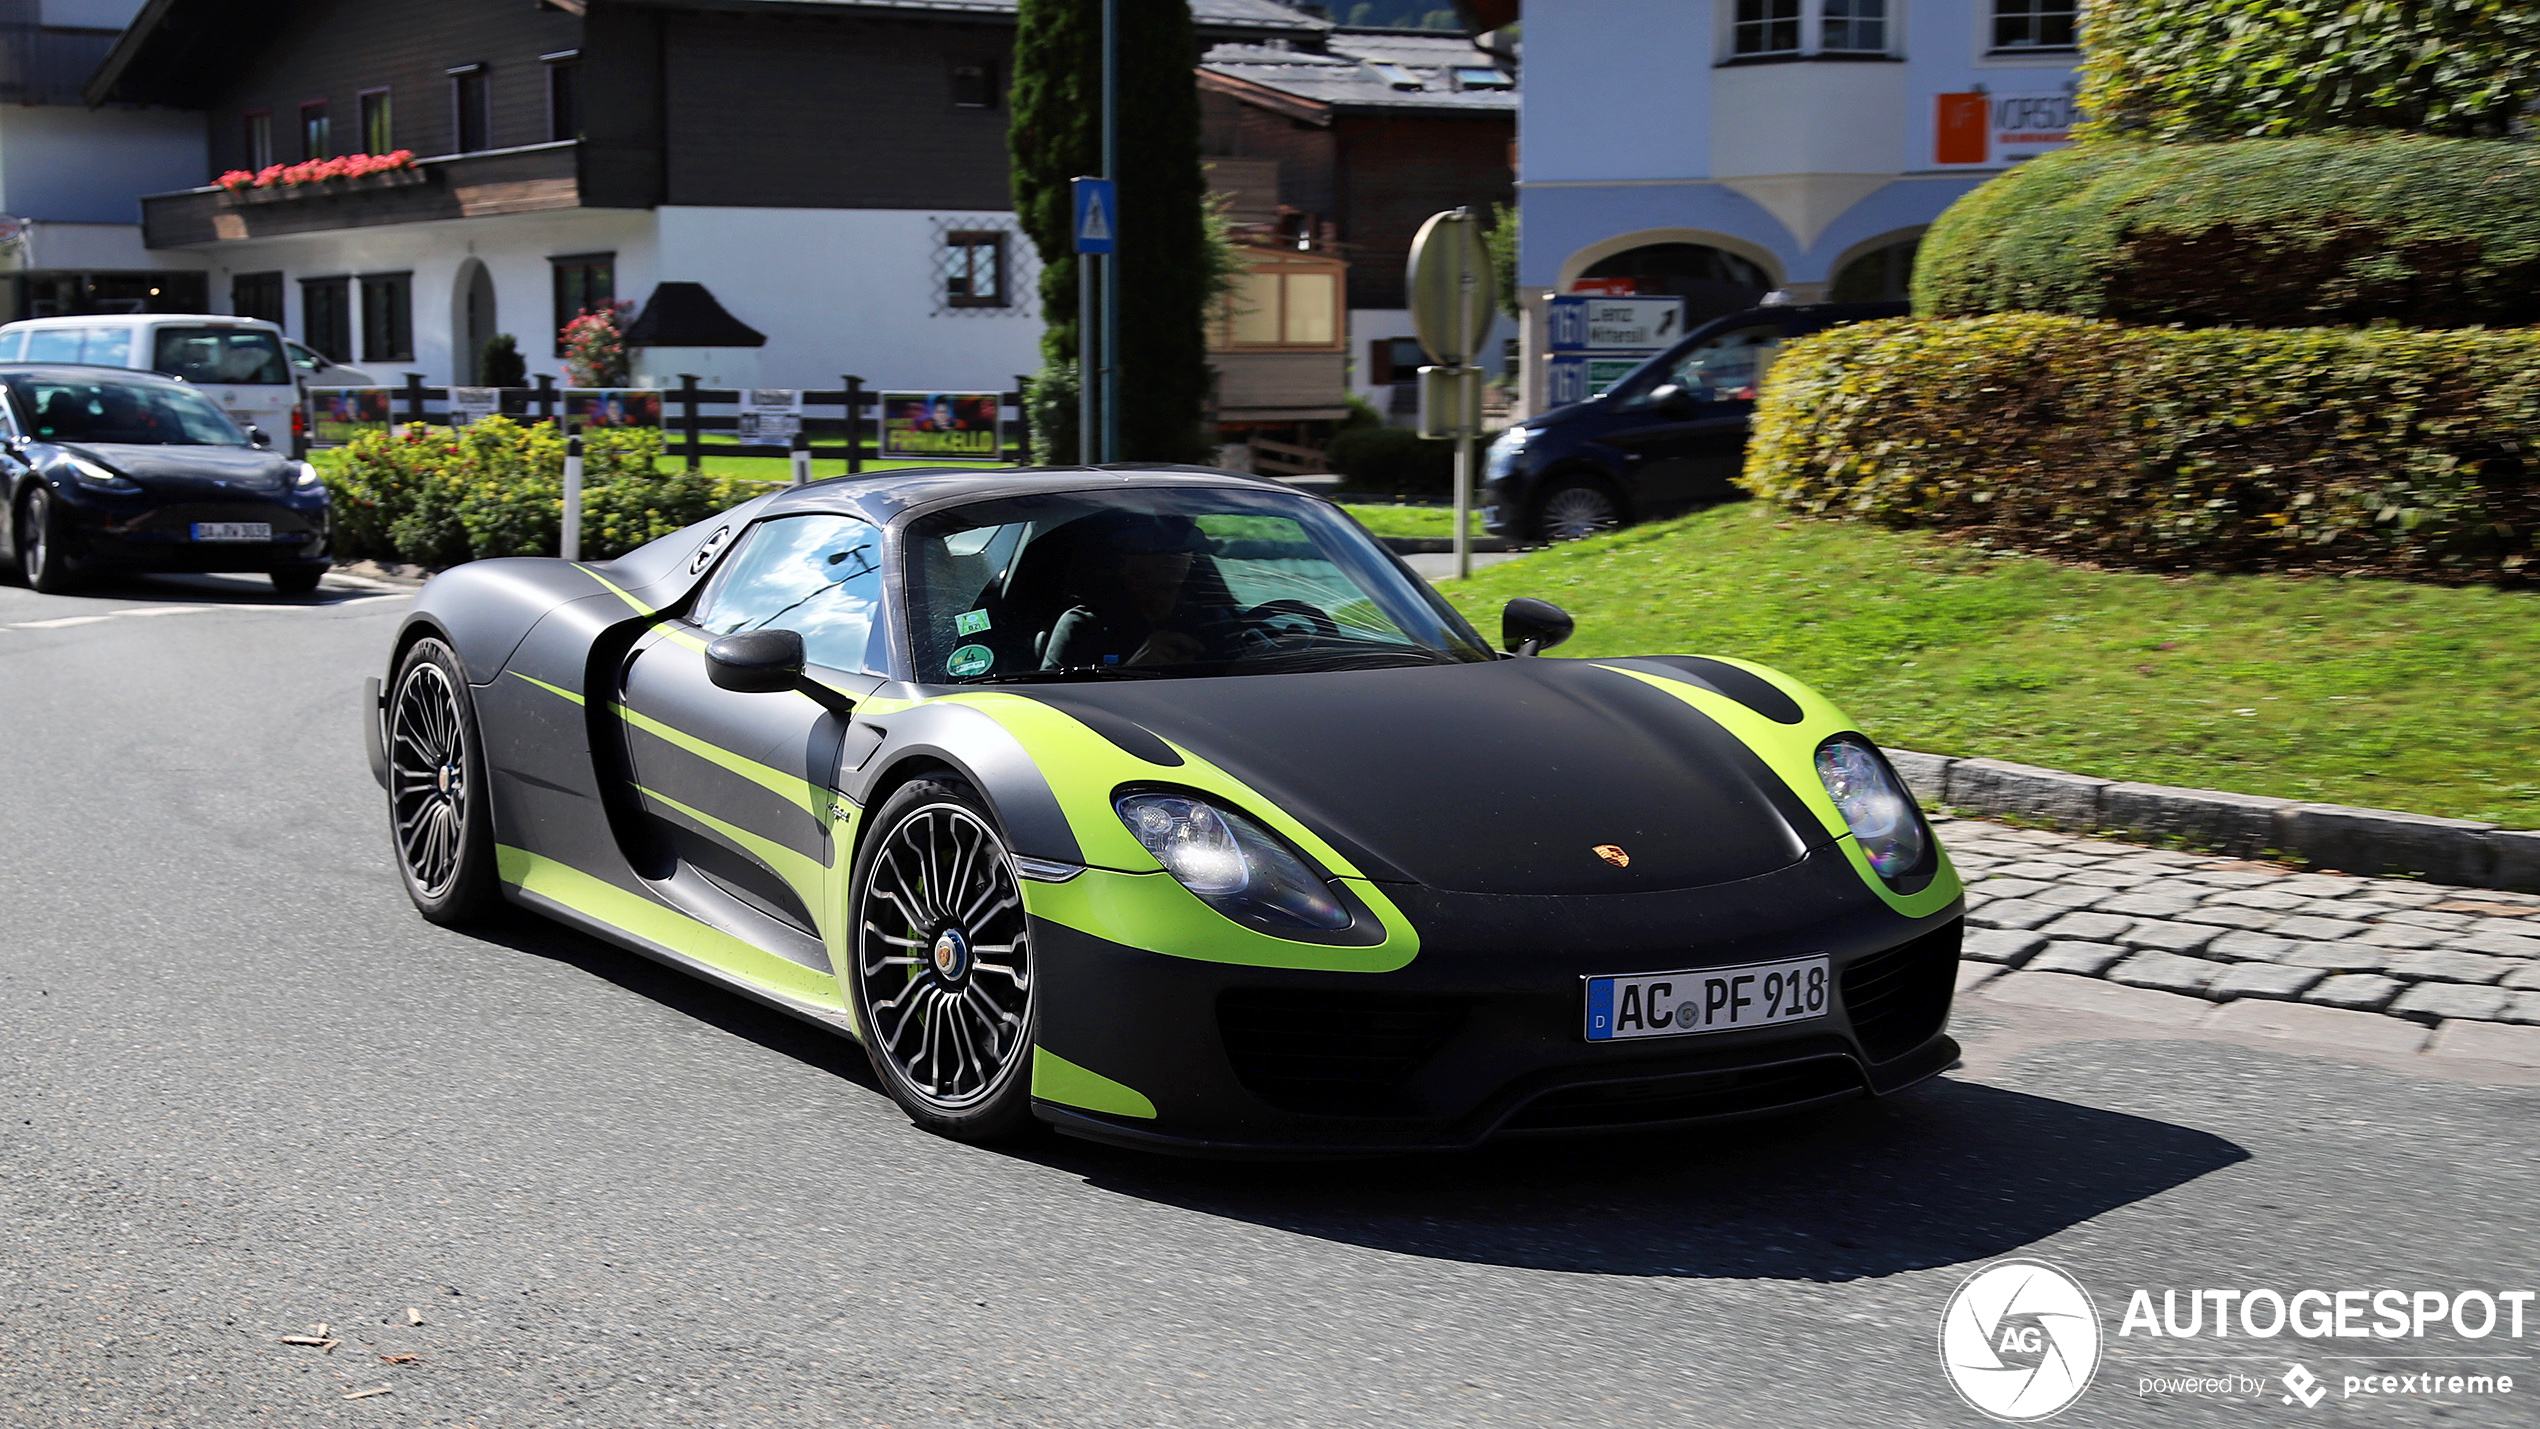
1814,736,1927,881
1114,791,1353,932
1484,424,1531,481
65,454,139,492
292,460,324,491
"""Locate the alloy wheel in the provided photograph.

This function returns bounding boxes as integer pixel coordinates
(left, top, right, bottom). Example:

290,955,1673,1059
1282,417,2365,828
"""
388,659,471,898
855,802,1033,1111
22,488,49,582
1538,484,1621,542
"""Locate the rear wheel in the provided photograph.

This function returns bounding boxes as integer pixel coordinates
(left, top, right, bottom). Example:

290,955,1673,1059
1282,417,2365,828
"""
270,566,324,596
847,777,1039,1142
1531,474,1626,543
386,637,503,925
18,485,77,593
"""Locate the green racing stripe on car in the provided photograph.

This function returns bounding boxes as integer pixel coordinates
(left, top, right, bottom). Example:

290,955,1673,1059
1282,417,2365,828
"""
611,702,825,816
1589,660,1961,919
495,843,844,1007
508,670,585,705
1022,867,1418,973
1030,1047,1157,1119
636,783,832,909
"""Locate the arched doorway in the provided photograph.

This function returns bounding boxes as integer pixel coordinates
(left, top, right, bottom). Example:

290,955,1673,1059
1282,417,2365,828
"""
451,260,497,383
1572,243,1771,324
1831,234,1921,303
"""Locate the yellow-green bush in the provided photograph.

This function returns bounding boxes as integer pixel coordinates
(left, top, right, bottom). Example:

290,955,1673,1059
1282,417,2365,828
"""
1746,315,2540,582
326,417,747,567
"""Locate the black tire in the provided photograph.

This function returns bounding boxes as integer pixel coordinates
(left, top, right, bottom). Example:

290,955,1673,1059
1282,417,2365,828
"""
270,566,324,596
385,637,504,925
18,484,78,594
846,776,1040,1143
1530,473,1627,543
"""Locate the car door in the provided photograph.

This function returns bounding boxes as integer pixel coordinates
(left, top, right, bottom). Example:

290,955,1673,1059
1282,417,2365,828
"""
617,512,889,947
1599,321,1788,509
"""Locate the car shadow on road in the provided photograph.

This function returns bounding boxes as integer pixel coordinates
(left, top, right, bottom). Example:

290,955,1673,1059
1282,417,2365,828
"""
1037,1079,2249,1284
40,570,398,608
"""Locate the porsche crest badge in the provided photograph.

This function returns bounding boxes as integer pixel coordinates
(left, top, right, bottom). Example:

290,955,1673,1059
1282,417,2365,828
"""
1593,844,1630,867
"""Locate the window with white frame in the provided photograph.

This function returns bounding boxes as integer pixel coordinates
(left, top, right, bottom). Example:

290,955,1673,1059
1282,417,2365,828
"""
1731,0,1802,57
1820,0,1888,53
1993,0,2079,51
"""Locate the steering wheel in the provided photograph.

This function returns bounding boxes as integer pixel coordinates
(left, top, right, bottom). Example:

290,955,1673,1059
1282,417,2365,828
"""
1237,599,1339,652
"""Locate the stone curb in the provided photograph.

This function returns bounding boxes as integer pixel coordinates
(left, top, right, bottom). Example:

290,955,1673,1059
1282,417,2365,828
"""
1973,970,2540,1068
1885,747,2535,894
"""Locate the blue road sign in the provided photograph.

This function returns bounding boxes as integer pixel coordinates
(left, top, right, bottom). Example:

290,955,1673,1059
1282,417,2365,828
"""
1072,177,1117,255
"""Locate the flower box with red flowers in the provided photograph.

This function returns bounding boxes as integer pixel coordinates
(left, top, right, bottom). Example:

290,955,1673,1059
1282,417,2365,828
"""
216,151,424,203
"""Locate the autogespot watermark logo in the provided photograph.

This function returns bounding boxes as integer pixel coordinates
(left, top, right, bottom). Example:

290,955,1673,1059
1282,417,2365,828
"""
1939,1259,2103,1421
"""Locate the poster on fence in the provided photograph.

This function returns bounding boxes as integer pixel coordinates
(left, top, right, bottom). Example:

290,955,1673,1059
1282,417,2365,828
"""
880,391,1001,460
449,387,501,427
737,389,802,447
307,387,392,447
563,388,662,429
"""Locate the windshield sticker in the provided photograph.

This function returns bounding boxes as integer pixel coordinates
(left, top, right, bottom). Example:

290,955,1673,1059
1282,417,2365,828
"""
947,644,995,677
957,609,992,635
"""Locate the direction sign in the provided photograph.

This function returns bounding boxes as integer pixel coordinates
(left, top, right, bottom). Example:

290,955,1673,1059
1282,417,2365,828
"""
1547,295,1685,353
1406,208,1496,369
1071,177,1116,255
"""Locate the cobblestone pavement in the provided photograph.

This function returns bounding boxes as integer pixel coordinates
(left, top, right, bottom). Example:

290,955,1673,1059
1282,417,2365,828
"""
1937,813,2540,1065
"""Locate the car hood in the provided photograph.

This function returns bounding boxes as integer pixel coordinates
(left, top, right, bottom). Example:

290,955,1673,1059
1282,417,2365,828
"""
67,442,292,494
1008,657,1834,896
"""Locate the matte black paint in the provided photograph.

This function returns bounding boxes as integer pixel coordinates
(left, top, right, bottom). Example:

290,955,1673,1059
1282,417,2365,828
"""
1610,655,1806,725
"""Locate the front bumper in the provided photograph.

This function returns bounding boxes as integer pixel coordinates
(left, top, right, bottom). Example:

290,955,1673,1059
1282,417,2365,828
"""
56,486,331,573
1029,844,1964,1155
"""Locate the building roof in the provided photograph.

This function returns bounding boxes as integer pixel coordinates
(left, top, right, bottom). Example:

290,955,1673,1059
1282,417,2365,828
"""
1201,28,1516,115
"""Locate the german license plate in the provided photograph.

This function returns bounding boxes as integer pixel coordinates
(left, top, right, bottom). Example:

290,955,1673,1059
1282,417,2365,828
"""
192,522,270,542
1584,955,1830,1042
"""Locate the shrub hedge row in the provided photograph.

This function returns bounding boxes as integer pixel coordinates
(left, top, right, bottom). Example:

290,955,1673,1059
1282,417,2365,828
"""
1745,315,2540,582
1912,138,2540,328
325,417,747,568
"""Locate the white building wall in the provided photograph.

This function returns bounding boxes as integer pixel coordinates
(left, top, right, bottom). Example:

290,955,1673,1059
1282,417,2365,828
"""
1519,0,1715,184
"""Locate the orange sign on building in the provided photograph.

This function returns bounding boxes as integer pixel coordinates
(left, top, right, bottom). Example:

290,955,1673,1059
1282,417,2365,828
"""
1935,92,1989,165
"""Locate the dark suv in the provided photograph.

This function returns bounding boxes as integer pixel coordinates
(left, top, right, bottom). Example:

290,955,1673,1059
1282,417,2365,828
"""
1483,301,1906,542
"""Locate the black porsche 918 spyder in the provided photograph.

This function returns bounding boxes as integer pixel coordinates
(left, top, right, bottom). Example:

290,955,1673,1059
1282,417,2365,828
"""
368,465,1963,1154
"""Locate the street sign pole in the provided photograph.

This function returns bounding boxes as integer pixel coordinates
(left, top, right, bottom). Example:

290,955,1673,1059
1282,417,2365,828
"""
1099,0,1121,464
1071,176,1117,468
1407,207,1498,580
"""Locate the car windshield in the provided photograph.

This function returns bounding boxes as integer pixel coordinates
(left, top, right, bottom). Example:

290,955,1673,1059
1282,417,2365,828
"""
4,377,249,447
905,486,1494,683
152,326,291,385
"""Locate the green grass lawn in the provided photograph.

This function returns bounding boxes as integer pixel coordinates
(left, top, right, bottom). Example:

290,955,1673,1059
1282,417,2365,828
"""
1435,501,2540,828
1338,502,1486,539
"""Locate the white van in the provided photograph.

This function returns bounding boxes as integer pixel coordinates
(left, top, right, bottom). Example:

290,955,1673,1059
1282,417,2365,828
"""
0,314,303,446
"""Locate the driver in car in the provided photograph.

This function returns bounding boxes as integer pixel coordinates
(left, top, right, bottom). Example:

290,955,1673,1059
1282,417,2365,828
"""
1042,513,1235,670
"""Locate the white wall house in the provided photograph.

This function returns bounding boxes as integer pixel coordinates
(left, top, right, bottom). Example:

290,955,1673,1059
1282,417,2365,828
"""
1514,0,2081,411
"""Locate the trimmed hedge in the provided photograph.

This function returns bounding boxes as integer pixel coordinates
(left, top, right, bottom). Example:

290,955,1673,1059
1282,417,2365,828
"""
1913,138,2540,328
2078,0,2540,142
1326,422,1453,497
326,416,745,568
1745,315,2540,582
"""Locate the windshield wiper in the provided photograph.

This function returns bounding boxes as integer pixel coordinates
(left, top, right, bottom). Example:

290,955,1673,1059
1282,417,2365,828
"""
962,665,1177,684
1230,646,1468,675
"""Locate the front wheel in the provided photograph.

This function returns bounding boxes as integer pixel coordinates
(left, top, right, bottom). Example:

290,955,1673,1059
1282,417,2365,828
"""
386,637,503,925
19,485,77,593
1531,474,1626,543
847,777,1039,1142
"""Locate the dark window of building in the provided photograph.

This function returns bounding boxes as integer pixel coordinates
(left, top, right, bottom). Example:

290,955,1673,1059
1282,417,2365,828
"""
1992,0,2078,50
944,231,1007,307
243,110,273,170
950,63,996,109
545,51,581,140
360,273,414,362
233,271,285,324
550,252,614,349
450,64,490,152
1821,0,1887,53
1573,242,1772,324
302,276,352,361
300,101,331,161
1831,236,1920,302
359,88,392,154
1732,0,1801,56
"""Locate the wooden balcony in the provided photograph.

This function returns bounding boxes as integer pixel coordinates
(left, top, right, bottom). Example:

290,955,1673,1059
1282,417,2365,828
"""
141,141,642,249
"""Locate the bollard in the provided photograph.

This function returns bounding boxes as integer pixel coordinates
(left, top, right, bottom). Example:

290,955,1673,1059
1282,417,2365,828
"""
790,426,811,487
561,428,584,561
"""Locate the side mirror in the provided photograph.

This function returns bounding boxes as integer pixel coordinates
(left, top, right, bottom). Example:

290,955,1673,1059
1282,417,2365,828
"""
245,424,271,448
706,629,806,694
1502,597,1574,656
1648,383,1696,418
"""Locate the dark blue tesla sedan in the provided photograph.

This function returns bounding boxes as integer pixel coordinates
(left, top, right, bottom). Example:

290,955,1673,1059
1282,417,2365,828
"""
0,364,332,595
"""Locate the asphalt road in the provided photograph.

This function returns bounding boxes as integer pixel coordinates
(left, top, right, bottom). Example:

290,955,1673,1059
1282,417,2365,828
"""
3,571,2534,1428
